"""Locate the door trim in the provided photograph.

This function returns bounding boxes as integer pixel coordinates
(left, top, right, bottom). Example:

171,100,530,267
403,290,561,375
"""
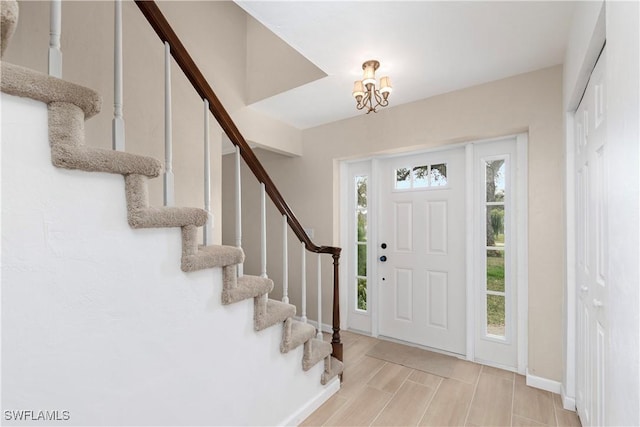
515,134,529,375
339,134,528,372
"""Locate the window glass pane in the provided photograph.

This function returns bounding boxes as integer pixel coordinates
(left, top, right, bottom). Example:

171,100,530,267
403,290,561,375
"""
486,205,505,247
487,294,505,337
357,278,367,310
430,163,447,186
395,167,411,189
356,176,367,208
357,244,367,276
487,251,505,292
357,211,367,242
486,160,505,202
413,165,429,188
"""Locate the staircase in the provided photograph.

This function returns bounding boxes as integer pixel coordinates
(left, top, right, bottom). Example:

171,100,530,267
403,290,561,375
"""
1,0,342,422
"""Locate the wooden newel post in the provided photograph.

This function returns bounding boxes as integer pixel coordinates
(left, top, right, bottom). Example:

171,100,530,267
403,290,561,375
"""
331,251,343,364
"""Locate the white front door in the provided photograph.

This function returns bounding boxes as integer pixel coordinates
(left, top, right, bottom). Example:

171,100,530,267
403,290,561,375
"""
377,148,466,355
575,48,607,427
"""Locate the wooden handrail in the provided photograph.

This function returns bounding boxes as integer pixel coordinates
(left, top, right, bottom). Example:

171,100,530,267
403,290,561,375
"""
135,0,339,257
134,0,343,362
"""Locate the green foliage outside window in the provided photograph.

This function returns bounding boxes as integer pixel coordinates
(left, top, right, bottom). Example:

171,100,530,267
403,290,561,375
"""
356,176,368,311
357,278,367,311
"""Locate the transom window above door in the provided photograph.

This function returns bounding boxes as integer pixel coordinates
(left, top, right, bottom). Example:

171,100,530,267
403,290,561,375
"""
394,163,448,190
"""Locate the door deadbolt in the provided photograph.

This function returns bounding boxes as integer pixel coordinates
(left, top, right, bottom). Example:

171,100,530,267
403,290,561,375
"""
381,243,387,249
379,255,387,262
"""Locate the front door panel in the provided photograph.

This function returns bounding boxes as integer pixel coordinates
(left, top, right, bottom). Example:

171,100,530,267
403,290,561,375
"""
378,148,466,355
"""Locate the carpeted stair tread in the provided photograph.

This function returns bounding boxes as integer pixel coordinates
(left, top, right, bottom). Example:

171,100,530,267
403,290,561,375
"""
128,206,209,229
1,62,101,118
49,102,162,178
222,275,273,305
182,244,245,272
50,143,162,177
254,296,296,331
281,318,316,353
302,338,333,371
321,357,343,385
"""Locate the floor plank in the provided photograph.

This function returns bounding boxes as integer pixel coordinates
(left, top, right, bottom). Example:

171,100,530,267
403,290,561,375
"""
337,355,386,399
300,395,348,427
367,362,412,393
513,380,556,425
512,415,547,426
482,364,515,381
372,380,436,426
449,359,482,384
555,408,582,427
408,369,443,389
466,373,514,426
325,385,392,426
419,378,475,426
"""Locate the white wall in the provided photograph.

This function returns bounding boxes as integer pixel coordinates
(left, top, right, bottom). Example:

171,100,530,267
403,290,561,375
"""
563,1,639,424
222,66,566,382
1,93,335,426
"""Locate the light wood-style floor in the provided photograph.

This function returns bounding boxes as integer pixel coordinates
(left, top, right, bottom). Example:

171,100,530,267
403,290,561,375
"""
302,331,581,427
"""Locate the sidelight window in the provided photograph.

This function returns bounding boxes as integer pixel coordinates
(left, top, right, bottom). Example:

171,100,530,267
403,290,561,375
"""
355,175,368,311
485,159,507,338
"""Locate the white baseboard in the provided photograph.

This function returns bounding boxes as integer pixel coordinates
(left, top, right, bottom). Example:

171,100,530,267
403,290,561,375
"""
526,369,562,394
560,384,577,412
279,377,340,426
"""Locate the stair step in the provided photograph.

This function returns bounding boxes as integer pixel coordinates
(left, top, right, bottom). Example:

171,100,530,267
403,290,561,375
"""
182,244,244,272
222,275,273,305
129,206,208,229
1,62,101,118
254,296,296,331
302,338,332,371
281,318,316,353
321,356,344,385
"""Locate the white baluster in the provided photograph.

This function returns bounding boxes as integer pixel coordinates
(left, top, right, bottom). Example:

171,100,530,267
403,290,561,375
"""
301,242,307,323
317,254,323,339
112,0,125,151
235,146,243,278
260,183,267,279
163,42,174,206
48,0,62,78
203,99,212,246
282,215,289,304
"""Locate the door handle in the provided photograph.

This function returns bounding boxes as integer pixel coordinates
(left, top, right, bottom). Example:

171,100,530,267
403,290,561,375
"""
592,299,603,308
379,255,387,262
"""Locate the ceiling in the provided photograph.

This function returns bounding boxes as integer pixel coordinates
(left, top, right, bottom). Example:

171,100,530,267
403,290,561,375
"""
235,1,576,130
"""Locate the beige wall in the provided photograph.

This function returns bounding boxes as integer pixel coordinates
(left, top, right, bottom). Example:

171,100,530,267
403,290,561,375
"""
245,15,326,105
222,65,565,382
4,1,304,243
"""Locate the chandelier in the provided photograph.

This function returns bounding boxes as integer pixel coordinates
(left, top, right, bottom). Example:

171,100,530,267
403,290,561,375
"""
352,60,392,114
